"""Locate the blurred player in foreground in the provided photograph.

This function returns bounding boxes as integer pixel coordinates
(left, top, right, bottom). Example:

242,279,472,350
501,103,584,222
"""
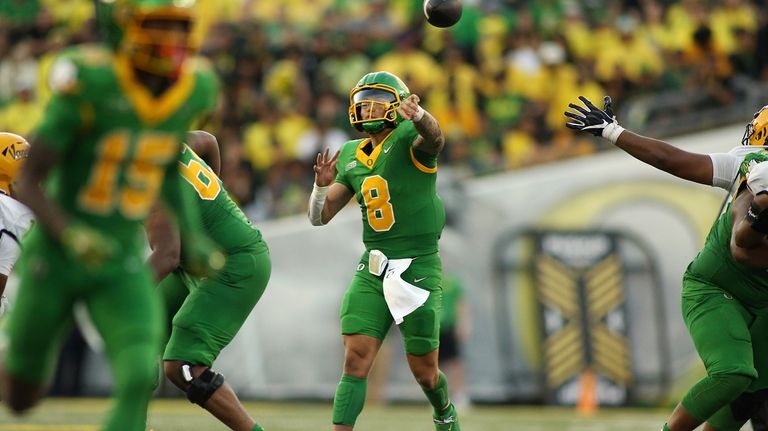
146,130,270,431
0,1,222,430
309,71,460,430
0,133,32,317
566,96,768,431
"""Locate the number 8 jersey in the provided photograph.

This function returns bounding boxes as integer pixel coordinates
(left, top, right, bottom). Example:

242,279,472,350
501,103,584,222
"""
334,121,446,259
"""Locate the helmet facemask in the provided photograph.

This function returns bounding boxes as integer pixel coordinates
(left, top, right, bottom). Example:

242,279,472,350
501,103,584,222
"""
743,105,768,146
349,85,402,134
121,4,195,79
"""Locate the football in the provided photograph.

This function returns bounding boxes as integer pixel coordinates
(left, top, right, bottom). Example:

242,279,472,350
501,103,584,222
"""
423,0,462,28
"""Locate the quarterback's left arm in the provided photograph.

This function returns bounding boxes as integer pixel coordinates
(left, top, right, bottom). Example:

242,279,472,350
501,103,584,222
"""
398,95,445,155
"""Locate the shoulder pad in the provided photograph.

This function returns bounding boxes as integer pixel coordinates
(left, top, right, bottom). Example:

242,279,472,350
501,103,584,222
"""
48,57,79,95
48,44,114,95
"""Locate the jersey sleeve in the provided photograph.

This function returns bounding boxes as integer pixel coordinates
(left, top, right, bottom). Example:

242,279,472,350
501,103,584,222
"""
34,55,84,154
406,121,438,169
0,234,21,276
334,143,353,189
709,152,742,190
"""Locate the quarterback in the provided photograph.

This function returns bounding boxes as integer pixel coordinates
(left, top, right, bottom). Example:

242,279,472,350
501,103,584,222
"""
566,97,768,431
309,71,460,430
0,1,222,430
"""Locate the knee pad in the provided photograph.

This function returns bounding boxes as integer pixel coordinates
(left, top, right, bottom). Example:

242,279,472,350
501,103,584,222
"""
181,363,224,407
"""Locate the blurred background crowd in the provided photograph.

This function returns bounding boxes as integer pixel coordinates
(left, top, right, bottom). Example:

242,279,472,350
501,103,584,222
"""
1,0,767,221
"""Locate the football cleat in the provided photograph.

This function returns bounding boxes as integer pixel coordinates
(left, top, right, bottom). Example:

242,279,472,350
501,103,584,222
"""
433,403,461,431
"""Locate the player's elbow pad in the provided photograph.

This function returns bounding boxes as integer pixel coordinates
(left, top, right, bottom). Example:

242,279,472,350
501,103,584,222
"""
308,184,329,226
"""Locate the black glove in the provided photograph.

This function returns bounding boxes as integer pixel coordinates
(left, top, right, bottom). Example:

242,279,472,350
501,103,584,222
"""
564,96,624,142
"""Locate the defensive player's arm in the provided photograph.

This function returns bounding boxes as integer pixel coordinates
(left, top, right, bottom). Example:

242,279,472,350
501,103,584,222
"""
564,95,740,187
399,94,444,155
145,204,181,282
186,130,220,176
731,191,768,267
613,131,716,186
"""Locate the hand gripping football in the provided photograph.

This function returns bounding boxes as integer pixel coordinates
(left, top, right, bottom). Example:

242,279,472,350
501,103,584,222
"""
423,0,463,28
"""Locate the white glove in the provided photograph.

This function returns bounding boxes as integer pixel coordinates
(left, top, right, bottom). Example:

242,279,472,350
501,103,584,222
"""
0,295,10,318
747,160,768,195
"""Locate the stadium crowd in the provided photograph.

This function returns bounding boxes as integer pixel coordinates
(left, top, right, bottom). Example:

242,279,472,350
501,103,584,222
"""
0,0,767,220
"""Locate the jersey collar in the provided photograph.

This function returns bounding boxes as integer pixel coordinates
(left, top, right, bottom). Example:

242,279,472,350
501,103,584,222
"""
113,54,196,126
355,131,394,169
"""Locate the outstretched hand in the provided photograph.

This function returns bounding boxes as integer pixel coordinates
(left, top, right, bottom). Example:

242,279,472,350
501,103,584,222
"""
564,96,625,144
564,96,617,137
314,148,339,187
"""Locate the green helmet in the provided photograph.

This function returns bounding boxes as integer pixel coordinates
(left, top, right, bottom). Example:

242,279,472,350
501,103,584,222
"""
348,71,410,134
98,0,197,78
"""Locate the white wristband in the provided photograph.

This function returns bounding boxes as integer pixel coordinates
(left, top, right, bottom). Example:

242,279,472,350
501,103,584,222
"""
602,122,625,145
308,183,329,226
412,106,425,122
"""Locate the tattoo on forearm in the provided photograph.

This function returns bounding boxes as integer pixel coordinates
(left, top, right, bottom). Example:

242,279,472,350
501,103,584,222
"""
413,112,444,153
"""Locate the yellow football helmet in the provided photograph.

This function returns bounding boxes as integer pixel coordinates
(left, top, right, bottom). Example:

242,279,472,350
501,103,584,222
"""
742,105,768,146
0,133,30,195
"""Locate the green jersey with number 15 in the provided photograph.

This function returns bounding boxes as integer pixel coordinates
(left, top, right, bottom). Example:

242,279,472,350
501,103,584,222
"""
334,121,445,259
34,44,218,250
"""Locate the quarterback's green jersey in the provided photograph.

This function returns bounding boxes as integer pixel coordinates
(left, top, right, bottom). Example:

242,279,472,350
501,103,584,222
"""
686,150,768,310
34,44,217,250
178,144,263,254
334,121,445,258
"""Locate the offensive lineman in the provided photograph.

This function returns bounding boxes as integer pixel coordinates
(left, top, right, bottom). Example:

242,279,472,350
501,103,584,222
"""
146,130,270,431
309,71,461,431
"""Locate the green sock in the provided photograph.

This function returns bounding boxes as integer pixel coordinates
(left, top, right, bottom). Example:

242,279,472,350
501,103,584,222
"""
421,371,450,415
332,375,367,426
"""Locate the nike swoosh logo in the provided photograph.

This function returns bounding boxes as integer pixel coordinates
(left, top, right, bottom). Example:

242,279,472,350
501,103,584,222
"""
383,146,392,153
583,121,609,130
414,277,427,283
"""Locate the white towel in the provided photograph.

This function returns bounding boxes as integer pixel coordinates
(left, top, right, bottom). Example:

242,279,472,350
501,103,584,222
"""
383,258,430,324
